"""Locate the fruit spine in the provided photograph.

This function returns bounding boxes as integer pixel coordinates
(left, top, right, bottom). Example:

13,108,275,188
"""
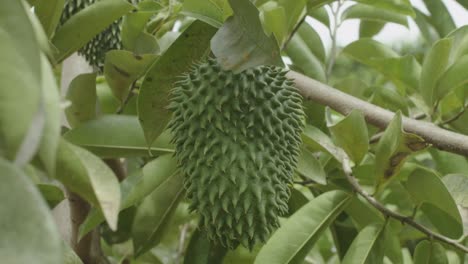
168,59,304,249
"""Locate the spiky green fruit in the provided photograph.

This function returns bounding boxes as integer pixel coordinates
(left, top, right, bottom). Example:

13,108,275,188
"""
168,59,304,249
60,0,126,67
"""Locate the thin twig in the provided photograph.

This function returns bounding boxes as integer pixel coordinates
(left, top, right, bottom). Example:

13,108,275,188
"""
288,70,468,156
175,223,192,264
340,158,468,253
281,12,308,51
326,0,344,80
116,81,138,114
438,104,468,127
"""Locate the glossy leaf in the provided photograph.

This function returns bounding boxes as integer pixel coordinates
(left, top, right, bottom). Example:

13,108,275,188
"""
342,4,408,26
0,158,62,264
79,154,177,238
359,20,386,38
211,0,282,73
345,197,384,230
261,4,288,45
182,0,232,27
354,0,415,16
436,54,468,101
138,20,216,147
34,0,65,37
343,39,421,91
121,4,161,53
285,29,326,82
64,115,172,158
442,174,468,207
300,23,326,62
413,9,438,43
37,54,61,175
328,110,369,164
430,149,468,175
419,38,452,107
308,6,329,27
0,0,42,162
277,0,308,38
52,0,134,62
132,172,184,256
104,50,157,102
37,184,65,209
341,224,385,264
374,112,428,189
422,0,456,38
413,240,448,264
65,73,97,128
406,168,463,238
56,140,121,230
297,147,327,185
255,190,351,264
302,125,348,163
81,116,170,153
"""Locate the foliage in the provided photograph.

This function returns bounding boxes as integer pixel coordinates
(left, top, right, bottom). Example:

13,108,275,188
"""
2,0,468,263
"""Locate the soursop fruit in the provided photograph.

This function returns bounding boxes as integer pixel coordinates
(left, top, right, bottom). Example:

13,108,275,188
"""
168,58,304,249
60,0,136,68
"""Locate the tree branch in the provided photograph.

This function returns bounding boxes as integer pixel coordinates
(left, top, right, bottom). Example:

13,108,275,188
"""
287,71,468,156
340,158,468,253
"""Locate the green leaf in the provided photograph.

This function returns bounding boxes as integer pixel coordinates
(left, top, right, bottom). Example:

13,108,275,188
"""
436,54,468,101
79,154,177,238
422,0,456,38
104,50,158,102
405,168,463,238
442,174,468,207
285,28,326,82
354,0,415,16
52,0,134,63
302,125,348,163
343,39,421,91
287,188,311,216
419,38,452,107
328,110,369,164
37,54,61,175
261,4,288,45
0,0,43,163
430,149,468,175
374,112,428,189
413,9,438,43
341,224,385,264
138,20,216,146
297,147,327,185
255,190,351,264
132,172,184,256
455,0,468,9
184,229,228,264
307,6,329,27
211,0,282,73
62,241,84,264
342,4,408,26
0,158,62,264
37,184,65,209
307,0,335,9
182,0,232,28
64,115,173,158
34,0,65,37
345,197,384,230
121,5,161,54
370,86,409,115
56,140,121,230
359,20,386,38
413,241,448,264
277,0,308,38
65,73,97,128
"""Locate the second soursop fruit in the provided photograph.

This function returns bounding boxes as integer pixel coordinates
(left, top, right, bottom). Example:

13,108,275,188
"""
60,0,134,67
168,59,304,249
